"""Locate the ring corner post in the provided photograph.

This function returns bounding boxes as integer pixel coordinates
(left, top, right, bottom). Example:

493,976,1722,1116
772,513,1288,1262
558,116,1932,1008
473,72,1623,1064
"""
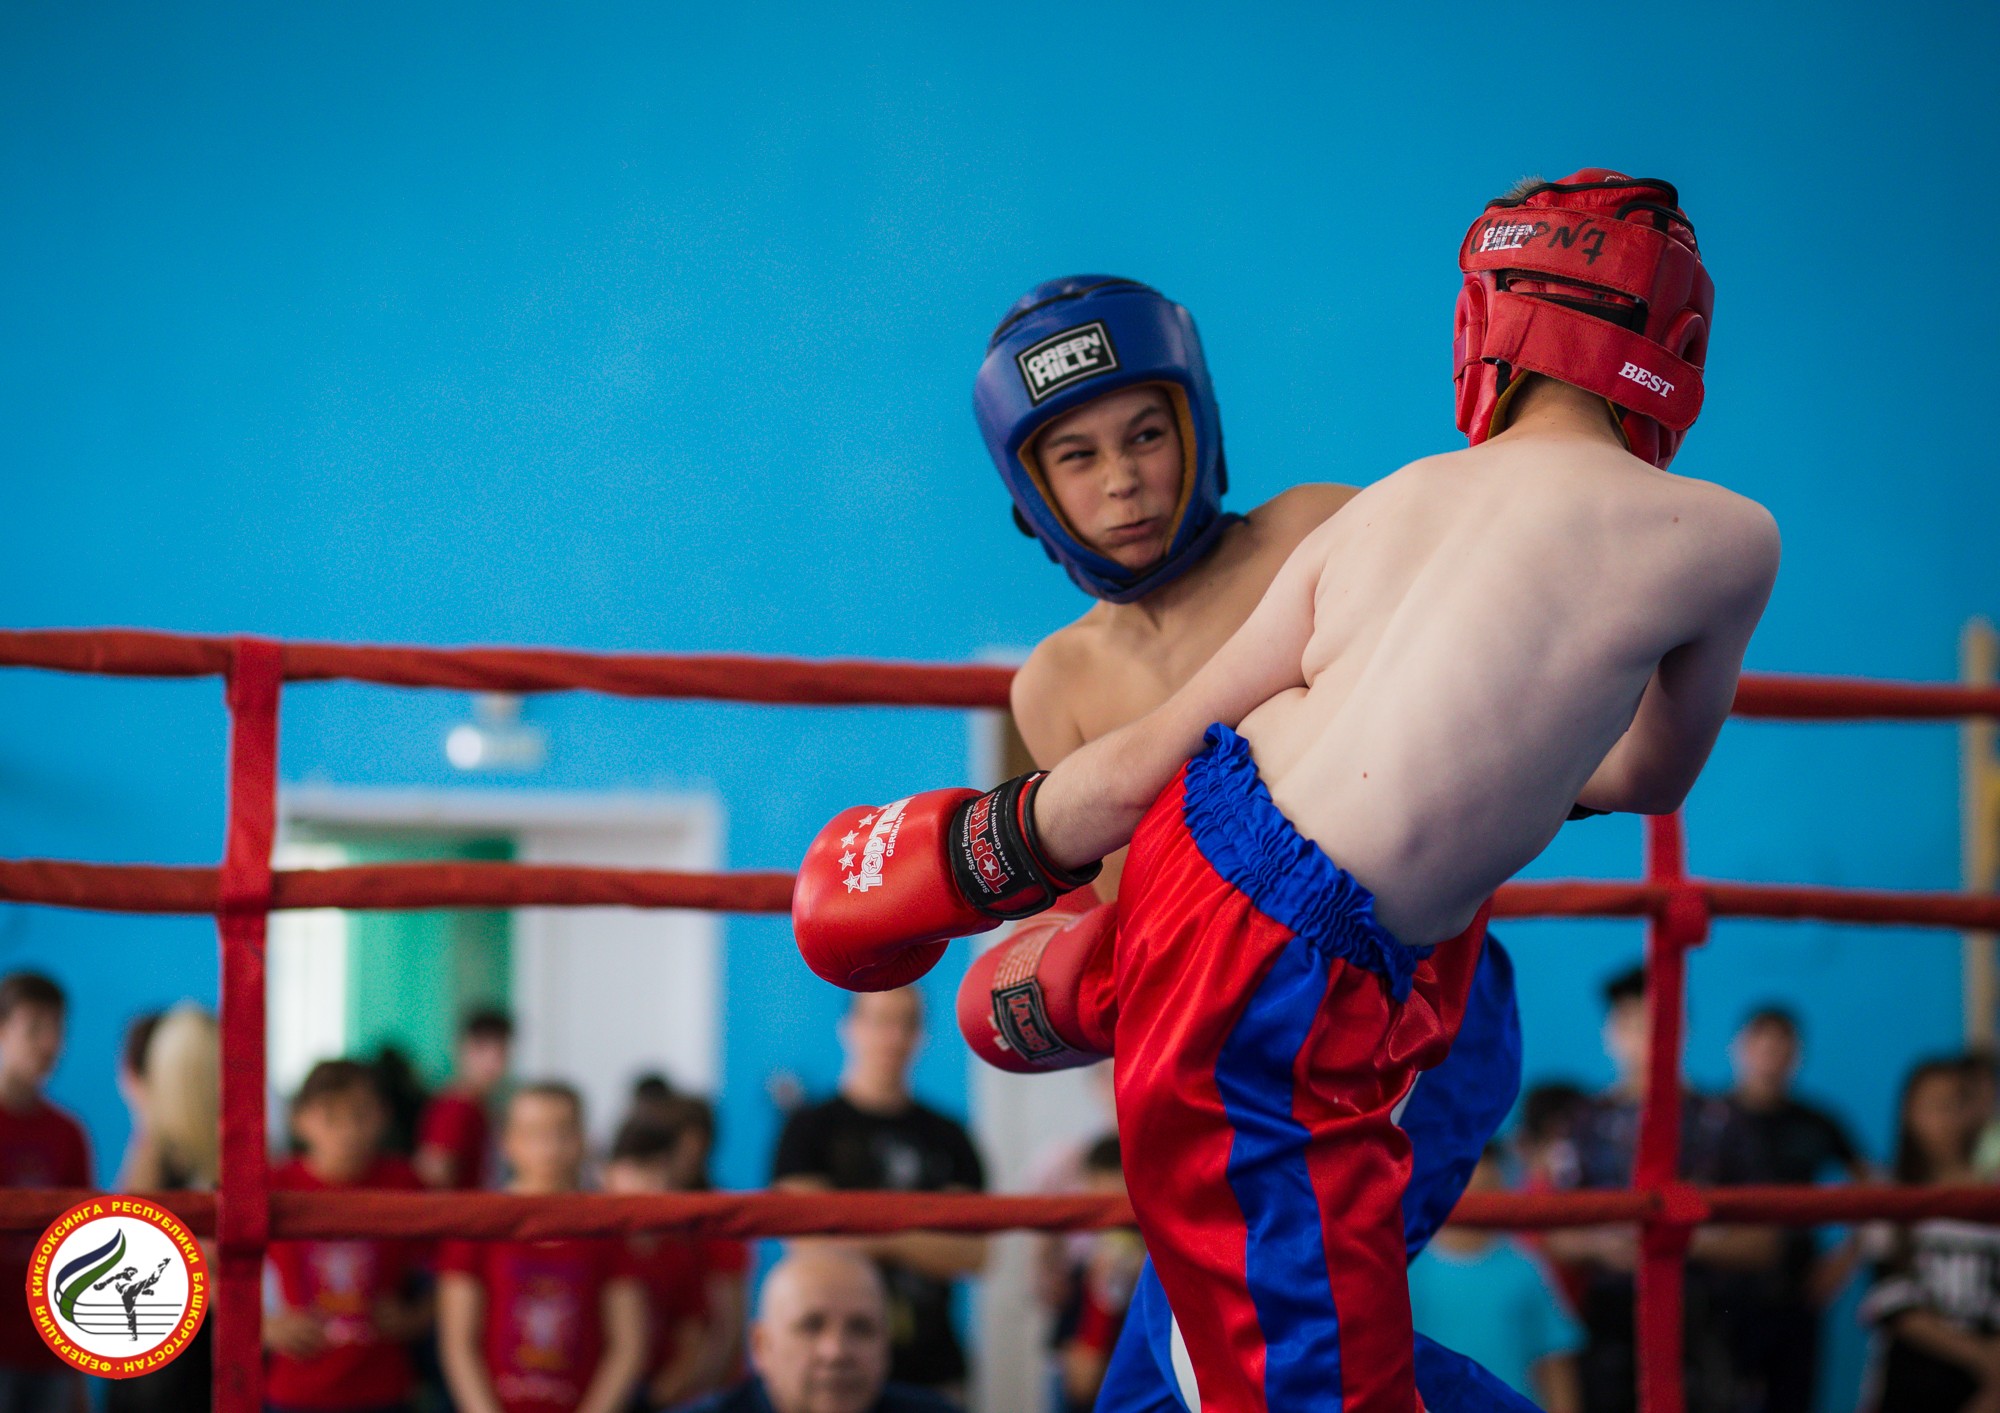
1961,617,1998,1047
1635,810,1708,1413
215,639,283,1413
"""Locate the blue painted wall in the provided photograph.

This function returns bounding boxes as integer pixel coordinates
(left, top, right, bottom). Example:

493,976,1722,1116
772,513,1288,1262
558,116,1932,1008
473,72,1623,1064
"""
2,3,1996,1403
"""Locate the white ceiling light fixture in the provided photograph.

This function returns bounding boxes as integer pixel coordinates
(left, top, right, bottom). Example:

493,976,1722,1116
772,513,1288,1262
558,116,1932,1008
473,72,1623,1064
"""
445,694,547,773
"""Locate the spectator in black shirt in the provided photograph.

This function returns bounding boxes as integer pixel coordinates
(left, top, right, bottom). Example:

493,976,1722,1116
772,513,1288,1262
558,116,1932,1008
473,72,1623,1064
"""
1544,966,1776,1413
1862,1057,2000,1412
1724,1005,1870,1413
771,988,986,1399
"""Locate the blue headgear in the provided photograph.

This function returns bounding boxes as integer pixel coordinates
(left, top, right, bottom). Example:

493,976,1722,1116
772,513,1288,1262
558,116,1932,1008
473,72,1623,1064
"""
974,276,1232,602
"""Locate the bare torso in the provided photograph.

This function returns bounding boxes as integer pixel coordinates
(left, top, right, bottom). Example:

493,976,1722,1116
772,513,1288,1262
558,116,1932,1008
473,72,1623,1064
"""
1237,434,1775,942
1012,483,1359,893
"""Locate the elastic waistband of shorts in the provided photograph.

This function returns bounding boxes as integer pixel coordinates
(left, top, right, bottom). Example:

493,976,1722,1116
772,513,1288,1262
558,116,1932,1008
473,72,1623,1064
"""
1182,722,1432,1001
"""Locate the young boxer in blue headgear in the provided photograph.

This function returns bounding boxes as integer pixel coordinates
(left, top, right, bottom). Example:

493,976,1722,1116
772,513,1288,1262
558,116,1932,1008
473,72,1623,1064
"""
961,277,1530,1412
973,278,1356,876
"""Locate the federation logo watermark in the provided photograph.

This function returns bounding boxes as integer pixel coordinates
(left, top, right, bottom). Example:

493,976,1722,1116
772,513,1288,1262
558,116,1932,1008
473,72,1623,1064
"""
1016,321,1119,403
25,1198,208,1379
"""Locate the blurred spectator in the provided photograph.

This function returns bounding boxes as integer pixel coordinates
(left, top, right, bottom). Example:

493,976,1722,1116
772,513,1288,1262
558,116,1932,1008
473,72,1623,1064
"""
1722,1006,1869,1413
772,989,986,1400
1050,1135,1140,1413
628,1073,680,1128
0,972,90,1413
112,1010,163,1188
263,1060,430,1413
1411,1144,1583,1410
1517,1082,1587,1196
107,1003,218,1413
1514,1082,1590,1313
416,1008,512,1191
607,1113,747,1411
1860,1058,2000,1412
438,1083,646,1413
1027,1064,1118,1318
368,1044,429,1160
1543,966,1772,1413
673,1247,958,1413
1964,1052,2000,1178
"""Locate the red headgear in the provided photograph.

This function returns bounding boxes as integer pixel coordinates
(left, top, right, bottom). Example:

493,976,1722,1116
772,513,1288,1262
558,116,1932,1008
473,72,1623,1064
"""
1454,170,1713,468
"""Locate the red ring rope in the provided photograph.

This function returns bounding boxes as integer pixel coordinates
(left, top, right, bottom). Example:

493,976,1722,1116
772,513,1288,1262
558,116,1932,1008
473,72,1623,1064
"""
4,626,1999,717
3,625,1994,1413
3,860,1996,929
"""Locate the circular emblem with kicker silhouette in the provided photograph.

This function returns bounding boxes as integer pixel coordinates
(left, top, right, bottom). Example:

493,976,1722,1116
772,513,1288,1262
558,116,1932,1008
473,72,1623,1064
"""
25,1197,208,1378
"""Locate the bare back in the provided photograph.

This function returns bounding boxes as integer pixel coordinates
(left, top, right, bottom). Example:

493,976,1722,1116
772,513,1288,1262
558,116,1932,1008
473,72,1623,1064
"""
1237,432,1777,942
1033,414,1779,948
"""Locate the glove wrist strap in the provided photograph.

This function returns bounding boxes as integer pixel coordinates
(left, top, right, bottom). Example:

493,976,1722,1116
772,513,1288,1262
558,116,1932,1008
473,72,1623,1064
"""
950,773,1102,920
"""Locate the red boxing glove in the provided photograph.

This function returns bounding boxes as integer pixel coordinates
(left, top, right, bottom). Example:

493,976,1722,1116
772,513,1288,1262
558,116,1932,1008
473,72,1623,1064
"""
958,900,1118,1073
793,774,1101,993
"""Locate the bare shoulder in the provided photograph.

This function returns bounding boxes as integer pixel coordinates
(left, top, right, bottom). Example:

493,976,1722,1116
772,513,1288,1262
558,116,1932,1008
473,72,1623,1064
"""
1010,626,1092,767
1667,473,1781,582
1250,481,1363,533
1243,481,1371,561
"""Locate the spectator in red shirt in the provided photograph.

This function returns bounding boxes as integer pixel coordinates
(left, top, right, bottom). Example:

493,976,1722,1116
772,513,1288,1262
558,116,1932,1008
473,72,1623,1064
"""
416,1009,513,1191
264,1060,431,1413
0,971,92,1413
604,1108,748,1410
438,1083,646,1413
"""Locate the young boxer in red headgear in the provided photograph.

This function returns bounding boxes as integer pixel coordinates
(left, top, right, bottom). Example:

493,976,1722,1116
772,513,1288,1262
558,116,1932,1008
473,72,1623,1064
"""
796,172,1776,1413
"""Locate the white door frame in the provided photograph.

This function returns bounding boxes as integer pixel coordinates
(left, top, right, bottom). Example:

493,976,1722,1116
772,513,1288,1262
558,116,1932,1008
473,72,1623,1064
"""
274,786,723,1146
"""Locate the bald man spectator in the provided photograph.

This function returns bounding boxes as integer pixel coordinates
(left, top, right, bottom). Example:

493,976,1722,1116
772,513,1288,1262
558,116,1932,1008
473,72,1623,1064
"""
671,1248,959,1413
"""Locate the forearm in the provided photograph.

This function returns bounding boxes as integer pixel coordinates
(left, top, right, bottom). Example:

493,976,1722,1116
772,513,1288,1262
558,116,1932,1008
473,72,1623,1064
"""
578,1354,646,1413
1893,1309,2000,1378
577,1284,647,1413
1689,1224,1780,1269
1034,710,1213,870
438,1279,505,1413
1533,1353,1583,1413
439,1337,505,1413
1576,678,1721,814
648,1320,706,1406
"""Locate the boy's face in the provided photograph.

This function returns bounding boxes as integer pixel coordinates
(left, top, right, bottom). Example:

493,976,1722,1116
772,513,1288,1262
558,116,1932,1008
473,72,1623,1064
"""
603,1154,675,1195
460,1035,510,1094
504,1092,584,1190
1730,1022,1798,1095
841,989,922,1081
1031,385,1186,571
0,1004,64,1086
293,1088,387,1181
1604,997,1649,1081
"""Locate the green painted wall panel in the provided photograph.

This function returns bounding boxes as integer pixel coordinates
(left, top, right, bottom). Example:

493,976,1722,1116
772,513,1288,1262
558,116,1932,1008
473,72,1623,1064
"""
323,834,513,1087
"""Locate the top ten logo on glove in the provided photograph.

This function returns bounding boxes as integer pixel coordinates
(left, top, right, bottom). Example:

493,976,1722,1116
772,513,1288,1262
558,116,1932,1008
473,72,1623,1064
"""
24,1197,208,1378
